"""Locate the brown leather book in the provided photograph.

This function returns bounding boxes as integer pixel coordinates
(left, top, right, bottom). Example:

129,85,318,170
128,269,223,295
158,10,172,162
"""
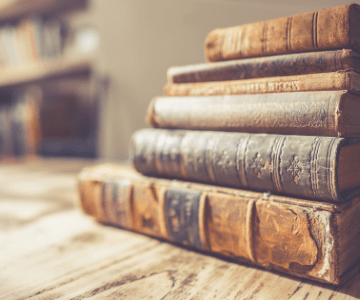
130,129,360,202
205,4,360,62
168,50,360,83
163,71,360,96
78,164,360,285
146,91,360,138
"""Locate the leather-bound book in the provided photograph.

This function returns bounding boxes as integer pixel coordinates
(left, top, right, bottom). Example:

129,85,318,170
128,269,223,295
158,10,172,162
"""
78,164,360,285
130,129,360,202
168,50,360,83
163,71,360,96
146,91,360,138
205,4,360,62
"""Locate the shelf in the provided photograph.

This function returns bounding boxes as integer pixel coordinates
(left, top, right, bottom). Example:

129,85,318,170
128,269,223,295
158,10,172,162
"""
0,0,88,23
0,57,93,88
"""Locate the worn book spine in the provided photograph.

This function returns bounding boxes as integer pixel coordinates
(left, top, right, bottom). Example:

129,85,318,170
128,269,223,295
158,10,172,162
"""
168,50,360,83
147,91,360,138
78,164,360,285
205,4,360,61
130,129,353,202
163,71,360,96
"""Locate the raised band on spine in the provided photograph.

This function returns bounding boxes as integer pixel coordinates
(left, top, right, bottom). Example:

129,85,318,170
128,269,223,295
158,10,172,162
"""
124,182,134,229
271,136,287,193
236,134,251,188
246,199,256,263
158,187,170,239
310,137,323,199
198,192,210,251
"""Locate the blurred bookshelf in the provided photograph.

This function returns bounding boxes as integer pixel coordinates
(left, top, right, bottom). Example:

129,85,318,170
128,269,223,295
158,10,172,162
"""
0,0,87,23
0,0,102,160
0,56,92,88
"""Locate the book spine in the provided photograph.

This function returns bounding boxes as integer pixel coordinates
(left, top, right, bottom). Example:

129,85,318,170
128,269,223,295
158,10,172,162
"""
130,129,344,202
163,72,358,96
205,5,355,61
168,50,356,84
147,91,347,137
78,170,338,284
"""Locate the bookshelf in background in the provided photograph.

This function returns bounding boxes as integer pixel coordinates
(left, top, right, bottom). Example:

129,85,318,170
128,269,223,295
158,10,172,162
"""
0,0,102,159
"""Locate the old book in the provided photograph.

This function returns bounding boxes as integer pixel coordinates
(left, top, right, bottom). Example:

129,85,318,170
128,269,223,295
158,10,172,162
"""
130,129,360,202
146,91,360,138
78,164,360,285
163,71,360,96
205,4,360,62
0,89,41,158
168,50,360,83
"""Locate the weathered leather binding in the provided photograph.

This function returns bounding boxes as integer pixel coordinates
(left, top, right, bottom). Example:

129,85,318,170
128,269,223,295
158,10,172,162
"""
163,71,360,96
168,50,360,83
205,4,360,61
78,164,360,285
130,129,360,202
147,91,360,137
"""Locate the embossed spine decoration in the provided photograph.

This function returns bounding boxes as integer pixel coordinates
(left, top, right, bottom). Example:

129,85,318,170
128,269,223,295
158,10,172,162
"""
205,4,360,61
130,129,349,202
78,164,360,285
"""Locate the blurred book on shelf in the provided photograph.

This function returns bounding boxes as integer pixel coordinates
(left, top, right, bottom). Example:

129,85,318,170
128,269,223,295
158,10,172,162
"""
0,0,104,160
39,74,104,158
0,87,41,160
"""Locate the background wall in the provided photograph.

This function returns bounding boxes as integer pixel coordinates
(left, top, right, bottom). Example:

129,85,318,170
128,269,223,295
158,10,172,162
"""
86,0,357,159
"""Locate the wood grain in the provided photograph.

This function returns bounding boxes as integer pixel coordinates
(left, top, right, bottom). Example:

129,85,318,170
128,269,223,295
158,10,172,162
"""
1,158,359,299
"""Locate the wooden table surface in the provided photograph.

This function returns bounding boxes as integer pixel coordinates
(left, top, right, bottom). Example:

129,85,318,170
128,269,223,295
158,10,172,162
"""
1,158,359,300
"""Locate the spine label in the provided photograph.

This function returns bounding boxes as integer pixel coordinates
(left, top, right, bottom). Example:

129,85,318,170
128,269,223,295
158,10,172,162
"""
165,189,203,250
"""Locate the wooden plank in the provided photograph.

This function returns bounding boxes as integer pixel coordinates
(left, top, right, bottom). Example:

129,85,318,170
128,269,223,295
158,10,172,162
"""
0,159,359,299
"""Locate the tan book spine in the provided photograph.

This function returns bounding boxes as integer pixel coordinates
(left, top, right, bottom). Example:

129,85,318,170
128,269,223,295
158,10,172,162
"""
163,71,360,96
78,164,360,285
168,50,360,83
147,91,360,138
205,4,360,61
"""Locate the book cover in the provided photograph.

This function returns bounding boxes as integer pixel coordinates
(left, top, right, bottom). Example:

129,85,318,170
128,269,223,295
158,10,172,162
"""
205,4,360,61
78,164,360,285
168,50,360,83
130,129,360,202
147,91,360,137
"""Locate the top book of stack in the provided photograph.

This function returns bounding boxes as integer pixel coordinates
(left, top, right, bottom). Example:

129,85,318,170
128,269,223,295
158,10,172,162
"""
205,4,360,62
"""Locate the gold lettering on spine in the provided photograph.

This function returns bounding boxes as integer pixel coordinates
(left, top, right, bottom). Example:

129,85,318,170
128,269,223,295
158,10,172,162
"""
310,137,323,199
236,134,251,188
198,193,210,251
246,199,256,263
271,136,287,193
158,187,170,239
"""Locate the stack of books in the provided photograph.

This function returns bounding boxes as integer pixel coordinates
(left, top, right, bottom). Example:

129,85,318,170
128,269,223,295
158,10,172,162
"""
78,4,360,285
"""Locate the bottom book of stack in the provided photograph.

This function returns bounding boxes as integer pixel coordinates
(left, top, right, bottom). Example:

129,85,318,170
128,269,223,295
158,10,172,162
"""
78,164,360,285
